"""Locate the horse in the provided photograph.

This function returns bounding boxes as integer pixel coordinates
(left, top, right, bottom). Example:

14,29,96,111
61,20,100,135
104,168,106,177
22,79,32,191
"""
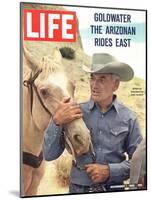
21,46,92,196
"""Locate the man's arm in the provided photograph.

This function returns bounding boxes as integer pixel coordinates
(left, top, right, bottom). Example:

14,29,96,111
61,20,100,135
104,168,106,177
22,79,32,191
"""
85,118,143,184
108,117,143,184
43,97,82,161
43,120,64,161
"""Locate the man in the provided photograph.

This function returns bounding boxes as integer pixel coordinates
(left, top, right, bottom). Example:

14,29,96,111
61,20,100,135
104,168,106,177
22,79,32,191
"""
43,53,143,193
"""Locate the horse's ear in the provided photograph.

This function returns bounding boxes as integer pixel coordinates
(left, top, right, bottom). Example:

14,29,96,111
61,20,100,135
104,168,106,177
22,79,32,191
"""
52,47,62,63
23,46,40,71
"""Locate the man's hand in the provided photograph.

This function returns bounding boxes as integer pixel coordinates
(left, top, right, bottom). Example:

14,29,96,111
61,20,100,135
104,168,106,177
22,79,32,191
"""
85,163,110,183
53,97,82,126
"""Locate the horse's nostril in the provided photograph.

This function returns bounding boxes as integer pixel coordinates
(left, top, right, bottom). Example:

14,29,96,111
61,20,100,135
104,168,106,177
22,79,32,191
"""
73,134,83,145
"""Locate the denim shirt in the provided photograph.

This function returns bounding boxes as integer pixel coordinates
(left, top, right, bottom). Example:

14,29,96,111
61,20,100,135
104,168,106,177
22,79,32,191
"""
43,96,143,186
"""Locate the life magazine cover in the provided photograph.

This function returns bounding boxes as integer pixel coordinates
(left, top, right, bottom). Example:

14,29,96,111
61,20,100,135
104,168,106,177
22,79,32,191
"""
20,2,147,197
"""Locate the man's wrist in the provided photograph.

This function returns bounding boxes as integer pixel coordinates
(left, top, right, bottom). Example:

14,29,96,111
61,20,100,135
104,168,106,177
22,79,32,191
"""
102,164,110,182
53,115,61,126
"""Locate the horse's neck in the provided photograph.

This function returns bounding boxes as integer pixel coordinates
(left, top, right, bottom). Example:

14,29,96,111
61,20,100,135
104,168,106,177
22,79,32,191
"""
23,86,44,156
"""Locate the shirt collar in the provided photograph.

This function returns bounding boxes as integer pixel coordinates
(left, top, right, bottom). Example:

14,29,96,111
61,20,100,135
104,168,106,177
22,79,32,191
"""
88,98,95,110
88,95,120,114
111,95,120,114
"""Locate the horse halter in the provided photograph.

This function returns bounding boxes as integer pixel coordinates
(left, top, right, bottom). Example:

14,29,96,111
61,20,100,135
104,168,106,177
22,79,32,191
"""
63,130,96,171
23,69,52,168
23,69,52,117
23,69,96,169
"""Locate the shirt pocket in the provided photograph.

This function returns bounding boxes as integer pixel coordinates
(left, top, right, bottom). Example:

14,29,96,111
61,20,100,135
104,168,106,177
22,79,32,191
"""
107,126,129,151
110,126,128,137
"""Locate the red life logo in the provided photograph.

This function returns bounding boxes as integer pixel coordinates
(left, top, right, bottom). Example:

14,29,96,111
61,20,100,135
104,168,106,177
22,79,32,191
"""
23,9,77,42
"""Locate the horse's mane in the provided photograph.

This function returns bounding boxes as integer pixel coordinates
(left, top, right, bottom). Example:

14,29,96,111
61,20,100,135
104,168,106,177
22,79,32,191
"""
40,57,62,79
23,47,75,81
40,47,75,80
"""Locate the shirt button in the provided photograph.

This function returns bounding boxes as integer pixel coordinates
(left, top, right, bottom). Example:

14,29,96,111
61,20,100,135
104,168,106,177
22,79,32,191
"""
101,114,104,118
100,130,102,134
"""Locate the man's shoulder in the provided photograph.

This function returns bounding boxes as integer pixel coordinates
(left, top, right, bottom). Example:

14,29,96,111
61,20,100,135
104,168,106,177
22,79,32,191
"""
117,100,137,120
80,100,90,110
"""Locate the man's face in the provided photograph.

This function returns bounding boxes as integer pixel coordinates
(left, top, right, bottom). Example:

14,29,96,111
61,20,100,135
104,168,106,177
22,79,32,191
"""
90,73,119,103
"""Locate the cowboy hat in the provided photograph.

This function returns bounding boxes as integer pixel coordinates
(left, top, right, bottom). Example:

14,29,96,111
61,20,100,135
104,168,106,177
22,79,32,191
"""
82,53,134,81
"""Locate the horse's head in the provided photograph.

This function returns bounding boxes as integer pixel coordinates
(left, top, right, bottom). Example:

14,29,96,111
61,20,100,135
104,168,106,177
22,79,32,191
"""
23,46,91,156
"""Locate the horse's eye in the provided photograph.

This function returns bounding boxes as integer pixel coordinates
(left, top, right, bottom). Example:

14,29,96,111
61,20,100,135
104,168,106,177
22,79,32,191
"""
40,88,49,98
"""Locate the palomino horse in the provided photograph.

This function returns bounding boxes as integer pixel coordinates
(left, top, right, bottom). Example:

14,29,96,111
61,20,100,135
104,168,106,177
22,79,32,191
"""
22,47,93,196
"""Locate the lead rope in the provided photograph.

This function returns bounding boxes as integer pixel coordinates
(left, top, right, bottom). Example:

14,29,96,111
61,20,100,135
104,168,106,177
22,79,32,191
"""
90,140,96,162
64,135,106,192
64,133,77,164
